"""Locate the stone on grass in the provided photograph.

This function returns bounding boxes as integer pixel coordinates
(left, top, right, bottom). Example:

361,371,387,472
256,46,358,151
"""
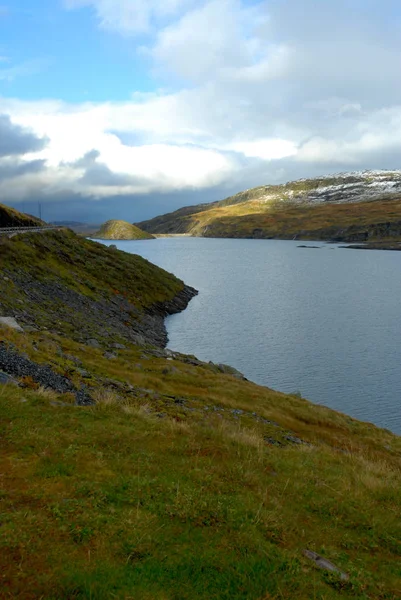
0,317,24,332
303,549,349,581
86,338,101,348
0,370,18,386
103,352,117,360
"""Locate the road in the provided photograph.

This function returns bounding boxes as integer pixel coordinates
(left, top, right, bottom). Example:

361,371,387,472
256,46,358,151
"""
0,226,64,237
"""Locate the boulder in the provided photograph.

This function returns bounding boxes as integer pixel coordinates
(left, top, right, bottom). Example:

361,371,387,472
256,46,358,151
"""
0,370,18,386
0,317,24,332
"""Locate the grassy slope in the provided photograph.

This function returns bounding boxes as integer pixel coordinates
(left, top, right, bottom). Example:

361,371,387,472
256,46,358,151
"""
137,179,401,241
0,230,185,340
0,234,401,598
94,220,154,240
200,197,401,240
1,325,401,599
0,202,43,228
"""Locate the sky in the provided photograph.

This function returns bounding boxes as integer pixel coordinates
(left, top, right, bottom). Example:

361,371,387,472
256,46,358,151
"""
1,0,401,223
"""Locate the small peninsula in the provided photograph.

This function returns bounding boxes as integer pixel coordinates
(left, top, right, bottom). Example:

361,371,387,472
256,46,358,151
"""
94,219,155,240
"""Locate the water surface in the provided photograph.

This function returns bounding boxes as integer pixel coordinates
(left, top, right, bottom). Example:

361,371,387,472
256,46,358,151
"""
99,238,401,434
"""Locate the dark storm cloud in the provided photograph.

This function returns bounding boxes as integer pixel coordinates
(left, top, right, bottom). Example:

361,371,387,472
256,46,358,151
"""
0,158,46,181
71,149,151,188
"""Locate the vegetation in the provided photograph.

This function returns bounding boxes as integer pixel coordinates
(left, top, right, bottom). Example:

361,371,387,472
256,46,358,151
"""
1,322,401,599
0,202,43,228
199,197,401,241
137,173,401,242
93,220,154,240
1,216,401,597
0,229,186,342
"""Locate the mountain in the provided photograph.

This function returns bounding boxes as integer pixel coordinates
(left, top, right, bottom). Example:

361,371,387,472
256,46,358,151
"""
93,219,155,240
1,229,401,597
137,170,401,242
0,202,43,228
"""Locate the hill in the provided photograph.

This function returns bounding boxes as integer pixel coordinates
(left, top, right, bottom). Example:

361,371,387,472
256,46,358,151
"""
1,230,401,598
0,202,43,228
137,170,401,242
94,219,154,240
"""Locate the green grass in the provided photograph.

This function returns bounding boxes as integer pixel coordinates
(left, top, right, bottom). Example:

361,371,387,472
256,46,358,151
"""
0,230,186,340
1,326,401,599
93,220,155,240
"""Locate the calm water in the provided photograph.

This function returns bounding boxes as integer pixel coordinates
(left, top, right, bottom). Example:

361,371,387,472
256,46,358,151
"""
99,238,401,434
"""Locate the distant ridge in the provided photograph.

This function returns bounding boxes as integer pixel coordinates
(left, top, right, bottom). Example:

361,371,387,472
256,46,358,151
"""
137,170,401,242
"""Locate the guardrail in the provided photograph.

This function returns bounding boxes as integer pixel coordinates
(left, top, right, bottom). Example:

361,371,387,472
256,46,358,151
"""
0,225,63,236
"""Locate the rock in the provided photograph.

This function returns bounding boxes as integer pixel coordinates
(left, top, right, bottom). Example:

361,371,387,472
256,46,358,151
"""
161,366,179,376
0,370,18,386
264,437,283,446
75,386,94,406
111,343,126,349
0,317,24,332
285,434,304,444
24,325,39,333
103,352,117,360
64,354,82,365
303,549,349,581
0,342,92,403
215,363,246,380
75,368,91,378
86,338,101,348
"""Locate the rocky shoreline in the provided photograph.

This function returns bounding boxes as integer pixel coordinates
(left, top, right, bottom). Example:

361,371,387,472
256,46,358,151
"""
1,266,197,349
143,284,198,347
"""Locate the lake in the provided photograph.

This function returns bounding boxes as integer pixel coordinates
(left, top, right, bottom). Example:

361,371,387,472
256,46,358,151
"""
98,238,401,435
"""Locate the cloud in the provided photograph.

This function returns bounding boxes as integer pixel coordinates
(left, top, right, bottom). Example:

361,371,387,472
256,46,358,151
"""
64,0,191,34
0,158,46,181
3,0,401,221
0,114,48,157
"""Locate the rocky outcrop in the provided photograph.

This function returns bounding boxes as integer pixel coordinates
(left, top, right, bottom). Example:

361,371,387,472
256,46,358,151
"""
1,270,197,348
328,220,401,242
0,342,93,405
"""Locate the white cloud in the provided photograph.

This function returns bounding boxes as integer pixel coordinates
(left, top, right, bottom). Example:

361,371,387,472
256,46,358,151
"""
229,139,297,161
64,0,191,34
3,0,401,210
